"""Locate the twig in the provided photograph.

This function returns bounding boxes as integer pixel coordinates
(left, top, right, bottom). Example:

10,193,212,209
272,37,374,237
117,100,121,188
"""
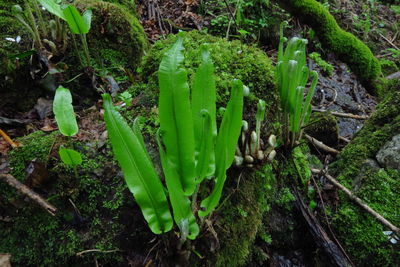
0,174,56,216
311,168,400,235
0,129,20,148
311,176,355,266
378,33,400,50
338,136,350,144
76,249,121,257
305,134,340,155
312,109,369,120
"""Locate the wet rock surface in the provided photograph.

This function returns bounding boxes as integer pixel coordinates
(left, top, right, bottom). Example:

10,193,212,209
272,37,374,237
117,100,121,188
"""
311,58,377,139
376,134,400,171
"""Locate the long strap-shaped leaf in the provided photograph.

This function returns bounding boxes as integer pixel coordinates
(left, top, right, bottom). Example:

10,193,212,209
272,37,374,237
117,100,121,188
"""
53,86,78,137
38,0,66,20
157,131,199,240
158,34,196,195
192,45,216,182
199,79,244,217
63,5,89,34
102,94,173,234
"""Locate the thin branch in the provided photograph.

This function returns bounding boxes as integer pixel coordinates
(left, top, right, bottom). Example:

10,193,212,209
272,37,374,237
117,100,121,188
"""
378,33,400,50
311,168,400,235
0,174,56,216
305,134,340,154
76,249,121,257
312,109,369,120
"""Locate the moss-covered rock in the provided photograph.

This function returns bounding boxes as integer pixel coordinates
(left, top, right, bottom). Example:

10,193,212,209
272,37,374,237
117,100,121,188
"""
277,0,381,91
133,31,276,115
194,165,276,267
305,112,339,147
0,131,153,266
75,0,147,70
329,83,400,266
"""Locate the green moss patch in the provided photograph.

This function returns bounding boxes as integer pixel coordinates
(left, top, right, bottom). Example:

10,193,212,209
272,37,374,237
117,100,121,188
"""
329,88,400,265
75,0,147,70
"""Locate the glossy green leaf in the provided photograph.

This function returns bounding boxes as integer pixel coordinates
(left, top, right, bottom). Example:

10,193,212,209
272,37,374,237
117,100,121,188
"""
192,45,216,182
102,93,173,234
157,131,199,240
158,33,196,195
199,79,244,217
59,147,82,166
53,86,78,137
38,0,66,20
63,5,89,34
82,9,92,30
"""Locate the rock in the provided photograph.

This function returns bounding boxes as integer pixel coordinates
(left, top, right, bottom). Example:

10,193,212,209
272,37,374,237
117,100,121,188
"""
376,134,400,170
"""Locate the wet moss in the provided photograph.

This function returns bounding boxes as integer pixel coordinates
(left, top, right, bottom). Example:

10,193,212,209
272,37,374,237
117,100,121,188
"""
0,131,151,266
75,0,147,70
133,31,276,111
305,112,339,147
278,0,381,91
196,164,276,267
329,87,400,265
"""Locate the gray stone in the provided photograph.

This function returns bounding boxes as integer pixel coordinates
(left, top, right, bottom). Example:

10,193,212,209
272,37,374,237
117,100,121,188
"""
376,134,400,170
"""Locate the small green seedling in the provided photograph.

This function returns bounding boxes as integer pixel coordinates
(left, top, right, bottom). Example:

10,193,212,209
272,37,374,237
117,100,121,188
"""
53,86,82,172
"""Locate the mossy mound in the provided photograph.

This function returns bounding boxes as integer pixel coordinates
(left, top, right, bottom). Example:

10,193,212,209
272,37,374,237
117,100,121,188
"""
330,84,400,266
305,112,339,147
278,0,381,91
0,0,28,75
75,0,147,70
133,31,276,115
0,131,153,266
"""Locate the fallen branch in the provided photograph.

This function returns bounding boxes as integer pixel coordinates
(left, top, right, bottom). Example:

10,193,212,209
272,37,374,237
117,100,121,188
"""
312,109,369,120
311,169,400,235
378,33,400,50
0,174,56,216
292,186,354,267
305,134,340,154
0,129,20,148
76,249,121,257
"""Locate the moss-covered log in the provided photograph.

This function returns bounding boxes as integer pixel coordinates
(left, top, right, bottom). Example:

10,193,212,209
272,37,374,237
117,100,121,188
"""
277,0,381,92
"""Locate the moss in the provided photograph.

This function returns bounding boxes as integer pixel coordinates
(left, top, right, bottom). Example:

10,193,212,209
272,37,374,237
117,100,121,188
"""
133,31,276,113
305,111,339,146
332,167,400,266
1,131,152,266
309,52,334,76
75,0,147,70
197,164,275,267
278,0,381,91
329,87,400,265
0,0,28,75
379,58,399,76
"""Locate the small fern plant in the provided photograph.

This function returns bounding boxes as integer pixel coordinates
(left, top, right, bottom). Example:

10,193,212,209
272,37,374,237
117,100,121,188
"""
277,23,318,148
102,33,244,240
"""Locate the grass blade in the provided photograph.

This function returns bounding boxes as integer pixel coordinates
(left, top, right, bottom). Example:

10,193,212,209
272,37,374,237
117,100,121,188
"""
102,94,173,234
